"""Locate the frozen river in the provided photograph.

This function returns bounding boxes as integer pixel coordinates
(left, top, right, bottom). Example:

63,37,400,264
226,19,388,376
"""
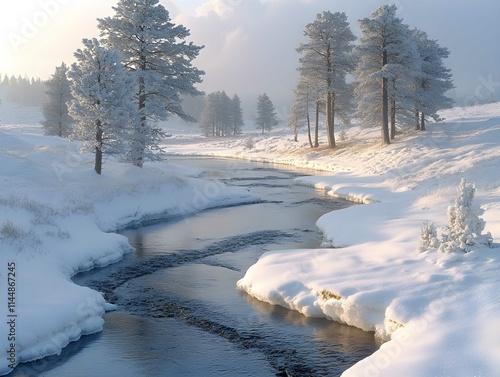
13,157,378,376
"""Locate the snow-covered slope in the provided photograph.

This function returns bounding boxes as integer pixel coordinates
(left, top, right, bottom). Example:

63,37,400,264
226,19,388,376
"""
0,104,258,375
165,103,500,377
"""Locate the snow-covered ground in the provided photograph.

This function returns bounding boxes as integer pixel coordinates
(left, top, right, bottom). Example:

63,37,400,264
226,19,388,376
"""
164,103,500,376
2,101,500,376
0,102,258,375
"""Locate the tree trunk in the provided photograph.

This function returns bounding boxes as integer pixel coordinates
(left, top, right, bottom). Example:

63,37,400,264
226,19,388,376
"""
293,116,298,142
94,120,103,175
136,74,146,168
306,110,313,148
381,50,390,145
326,92,335,148
420,112,425,131
415,110,420,131
390,96,396,140
314,101,319,148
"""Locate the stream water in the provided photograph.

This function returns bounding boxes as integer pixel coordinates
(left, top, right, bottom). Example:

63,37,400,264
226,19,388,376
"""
12,157,378,377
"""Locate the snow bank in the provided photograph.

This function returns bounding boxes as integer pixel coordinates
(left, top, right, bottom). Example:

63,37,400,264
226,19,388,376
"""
166,103,500,376
0,113,258,374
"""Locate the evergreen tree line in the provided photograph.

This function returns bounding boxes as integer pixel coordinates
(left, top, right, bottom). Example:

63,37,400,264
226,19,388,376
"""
0,74,46,106
199,91,280,137
290,5,454,148
199,91,244,137
41,0,204,175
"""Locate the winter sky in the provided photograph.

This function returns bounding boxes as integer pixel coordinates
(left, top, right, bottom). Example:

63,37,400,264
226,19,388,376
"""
1,0,499,113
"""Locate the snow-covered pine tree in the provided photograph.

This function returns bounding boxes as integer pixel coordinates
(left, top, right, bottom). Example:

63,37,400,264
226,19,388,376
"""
386,24,420,139
439,179,493,253
199,92,217,137
288,97,303,143
218,91,232,137
419,221,439,251
231,94,244,136
68,38,135,175
98,0,204,167
412,29,454,131
296,11,356,148
255,93,278,134
291,75,324,148
355,5,420,144
41,62,74,137
199,91,235,137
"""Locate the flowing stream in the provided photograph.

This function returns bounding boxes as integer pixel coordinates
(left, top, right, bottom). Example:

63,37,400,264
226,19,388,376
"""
13,157,379,377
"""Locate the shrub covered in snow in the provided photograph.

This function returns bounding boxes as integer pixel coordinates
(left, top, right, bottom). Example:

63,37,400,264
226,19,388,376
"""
420,179,493,253
419,221,439,251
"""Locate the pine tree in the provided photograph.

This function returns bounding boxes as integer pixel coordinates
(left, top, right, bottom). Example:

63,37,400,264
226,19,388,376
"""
199,93,217,137
355,5,420,144
218,91,232,136
41,63,74,137
199,91,234,137
231,94,244,135
98,0,204,167
255,93,278,134
412,29,454,131
290,76,324,147
439,179,493,253
296,11,356,148
68,38,135,175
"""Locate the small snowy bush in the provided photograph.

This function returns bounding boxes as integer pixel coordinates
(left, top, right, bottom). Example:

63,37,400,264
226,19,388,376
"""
438,179,492,253
420,179,493,253
244,137,255,150
419,221,439,251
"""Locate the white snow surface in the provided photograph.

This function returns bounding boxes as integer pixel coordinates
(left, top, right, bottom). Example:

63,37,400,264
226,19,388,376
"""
2,102,500,376
0,103,258,374
164,103,500,377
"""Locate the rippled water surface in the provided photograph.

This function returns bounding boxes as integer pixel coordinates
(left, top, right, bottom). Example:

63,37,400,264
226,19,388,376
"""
13,157,378,377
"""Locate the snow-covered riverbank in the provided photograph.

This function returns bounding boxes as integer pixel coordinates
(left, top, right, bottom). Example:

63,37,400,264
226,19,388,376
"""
165,103,500,376
0,104,258,375
2,102,500,376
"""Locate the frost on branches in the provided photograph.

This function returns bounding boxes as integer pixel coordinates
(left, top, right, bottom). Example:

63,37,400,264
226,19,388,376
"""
98,0,204,167
41,62,74,138
420,179,493,253
68,38,135,175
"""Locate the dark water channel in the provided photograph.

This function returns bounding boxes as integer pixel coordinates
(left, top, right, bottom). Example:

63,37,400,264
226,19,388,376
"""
13,157,378,377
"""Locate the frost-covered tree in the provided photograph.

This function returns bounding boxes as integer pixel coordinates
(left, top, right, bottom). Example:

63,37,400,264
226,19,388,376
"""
355,5,420,144
68,38,135,175
255,93,278,134
98,0,204,167
199,92,217,137
291,73,324,148
439,179,493,253
231,94,244,136
296,11,356,148
41,62,74,137
199,91,233,137
419,221,439,251
288,97,303,143
412,29,454,131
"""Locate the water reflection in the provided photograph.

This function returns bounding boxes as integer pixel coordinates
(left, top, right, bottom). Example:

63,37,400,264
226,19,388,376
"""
17,157,377,377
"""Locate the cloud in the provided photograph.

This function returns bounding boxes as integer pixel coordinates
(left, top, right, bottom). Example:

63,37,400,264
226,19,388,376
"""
175,0,499,114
